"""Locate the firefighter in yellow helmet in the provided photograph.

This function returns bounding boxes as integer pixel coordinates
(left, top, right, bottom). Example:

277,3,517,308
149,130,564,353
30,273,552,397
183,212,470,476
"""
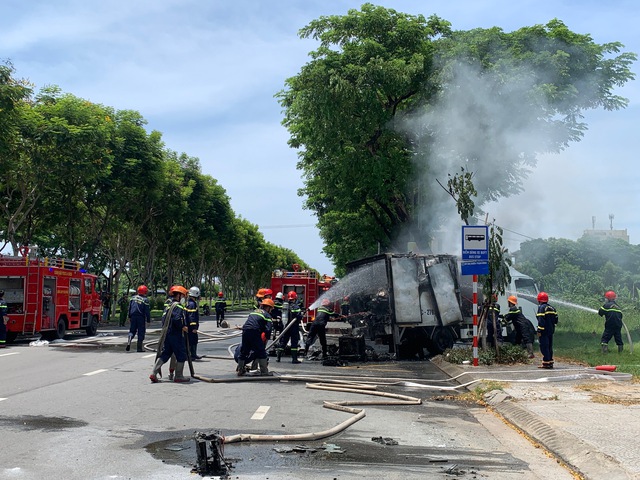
236,298,275,376
504,295,535,358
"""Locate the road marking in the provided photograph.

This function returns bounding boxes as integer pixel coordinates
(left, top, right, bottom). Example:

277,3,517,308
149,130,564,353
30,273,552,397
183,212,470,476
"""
251,405,270,420
0,352,19,357
142,354,155,359
0,398,6,402
83,369,108,376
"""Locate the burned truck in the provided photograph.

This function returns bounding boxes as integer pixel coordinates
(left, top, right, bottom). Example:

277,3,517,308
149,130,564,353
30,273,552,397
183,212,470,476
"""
344,253,470,358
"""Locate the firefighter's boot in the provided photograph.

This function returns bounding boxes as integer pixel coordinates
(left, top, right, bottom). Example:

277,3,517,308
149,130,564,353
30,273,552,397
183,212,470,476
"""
173,362,190,383
136,340,144,352
601,343,609,354
618,345,624,354
236,359,246,376
276,348,283,362
126,334,133,351
258,358,273,376
149,358,163,383
168,355,177,381
291,351,301,364
526,343,535,358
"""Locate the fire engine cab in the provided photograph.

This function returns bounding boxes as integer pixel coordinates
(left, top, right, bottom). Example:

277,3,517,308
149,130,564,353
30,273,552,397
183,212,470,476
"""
270,264,335,323
0,249,102,342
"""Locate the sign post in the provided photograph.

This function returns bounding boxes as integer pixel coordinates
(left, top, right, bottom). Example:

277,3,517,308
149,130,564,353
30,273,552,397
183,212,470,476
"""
461,226,489,367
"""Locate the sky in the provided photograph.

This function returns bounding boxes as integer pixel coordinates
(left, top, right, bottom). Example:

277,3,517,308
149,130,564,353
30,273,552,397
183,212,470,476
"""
2,0,639,276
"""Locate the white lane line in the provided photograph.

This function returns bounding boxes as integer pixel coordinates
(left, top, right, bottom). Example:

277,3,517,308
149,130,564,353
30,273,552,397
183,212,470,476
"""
142,354,155,359
0,352,20,357
251,405,270,420
0,398,6,402
83,369,108,376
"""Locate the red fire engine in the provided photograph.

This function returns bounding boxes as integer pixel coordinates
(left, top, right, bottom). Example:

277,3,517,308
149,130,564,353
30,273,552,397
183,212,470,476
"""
0,249,102,342
270,264,335,323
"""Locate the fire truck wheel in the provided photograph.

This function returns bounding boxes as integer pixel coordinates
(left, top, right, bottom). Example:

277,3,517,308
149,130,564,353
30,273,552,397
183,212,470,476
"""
54,318,67,340
86,315,99,337
432,326,455,354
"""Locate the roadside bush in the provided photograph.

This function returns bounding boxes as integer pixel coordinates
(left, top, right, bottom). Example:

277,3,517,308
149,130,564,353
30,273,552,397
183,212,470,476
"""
443,344,530,366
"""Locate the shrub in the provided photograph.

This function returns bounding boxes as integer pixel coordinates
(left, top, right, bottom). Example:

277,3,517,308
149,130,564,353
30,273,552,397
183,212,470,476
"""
443,344,530,366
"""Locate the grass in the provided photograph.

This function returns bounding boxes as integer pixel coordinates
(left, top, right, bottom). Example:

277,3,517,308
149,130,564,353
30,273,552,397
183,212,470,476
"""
553,306,640,378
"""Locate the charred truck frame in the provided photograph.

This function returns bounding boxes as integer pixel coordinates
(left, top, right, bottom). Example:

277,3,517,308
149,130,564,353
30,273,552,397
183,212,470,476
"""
344,253,539,359
345,253,466,358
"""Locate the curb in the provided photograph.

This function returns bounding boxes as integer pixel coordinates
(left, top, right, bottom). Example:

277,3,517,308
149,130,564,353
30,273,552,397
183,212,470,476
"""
432,359,636,480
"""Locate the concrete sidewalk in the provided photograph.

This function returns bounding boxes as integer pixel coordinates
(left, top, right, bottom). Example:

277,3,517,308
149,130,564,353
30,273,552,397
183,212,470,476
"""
435,358,640,480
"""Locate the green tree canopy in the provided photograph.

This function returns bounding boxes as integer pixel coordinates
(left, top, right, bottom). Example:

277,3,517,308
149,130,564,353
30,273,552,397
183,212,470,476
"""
278,4,636,271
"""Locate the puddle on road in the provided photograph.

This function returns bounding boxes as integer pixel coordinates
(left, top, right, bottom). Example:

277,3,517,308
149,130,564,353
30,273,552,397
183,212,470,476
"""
0,415,88,431
146,435,517,477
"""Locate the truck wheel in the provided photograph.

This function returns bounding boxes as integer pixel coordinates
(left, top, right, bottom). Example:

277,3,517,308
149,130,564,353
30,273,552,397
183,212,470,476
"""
54,318,66,340
432,326,454,353
86,315,99,337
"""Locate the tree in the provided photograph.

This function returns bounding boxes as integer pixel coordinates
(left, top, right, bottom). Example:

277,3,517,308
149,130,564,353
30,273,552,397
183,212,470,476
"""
278,4,636,269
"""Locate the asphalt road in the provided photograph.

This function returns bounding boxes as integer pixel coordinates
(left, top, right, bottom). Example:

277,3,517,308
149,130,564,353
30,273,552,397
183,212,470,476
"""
0,312,576,479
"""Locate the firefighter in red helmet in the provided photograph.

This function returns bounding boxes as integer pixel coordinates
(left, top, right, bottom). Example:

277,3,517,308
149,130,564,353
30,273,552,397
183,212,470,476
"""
126,285,151,352
215,291,227,327
275,290,303,364
598,290,623,354
536,292,558,369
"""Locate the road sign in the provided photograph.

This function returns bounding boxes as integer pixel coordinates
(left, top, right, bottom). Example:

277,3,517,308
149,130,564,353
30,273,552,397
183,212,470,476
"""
462,225,489,261
461,260,489,276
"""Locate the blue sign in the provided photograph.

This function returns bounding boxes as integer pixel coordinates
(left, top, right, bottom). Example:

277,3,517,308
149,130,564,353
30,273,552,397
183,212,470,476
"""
462,225,489,261
461,260,489,276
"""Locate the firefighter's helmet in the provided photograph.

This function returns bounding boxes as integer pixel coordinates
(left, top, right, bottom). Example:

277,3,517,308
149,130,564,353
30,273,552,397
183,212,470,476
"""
275,292,284,300
263,288,273,297
605,290,617,300
261,298,275,308
189,286,200,298
287,291,298,300
321,298,332,307
137,285,148,296
169,285,188,297
507,295,518,305
537,292,549,303
256,288,267,299
218,291,224,297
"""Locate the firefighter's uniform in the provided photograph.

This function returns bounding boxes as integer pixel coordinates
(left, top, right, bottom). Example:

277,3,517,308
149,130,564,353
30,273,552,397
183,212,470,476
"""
599,300,623,352
487,302,503,347
536,302,558,368
237,308,272,375
158,301,188,363
127,293,151,352
504,305,535,357
186,297,200,359
276,300,302,363
214,296,226,327
304,306,338,358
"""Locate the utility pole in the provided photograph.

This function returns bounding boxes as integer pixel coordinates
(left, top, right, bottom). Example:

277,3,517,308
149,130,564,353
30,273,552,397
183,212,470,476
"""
609,214,615,230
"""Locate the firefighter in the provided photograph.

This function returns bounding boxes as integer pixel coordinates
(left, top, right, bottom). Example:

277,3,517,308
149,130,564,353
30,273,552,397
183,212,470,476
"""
126,285,151,352
276,291,303,364
271,292,285,340
101,289,112,322
215,291,227,327
304,298,339,359
117,293,128,327
255,288,273,308
536,291,558,369
486,294,503,348
0,290,7,348
237,298,274,376
599,290,623,354
186,286,201,360
150,285,190,383
504,295,535,358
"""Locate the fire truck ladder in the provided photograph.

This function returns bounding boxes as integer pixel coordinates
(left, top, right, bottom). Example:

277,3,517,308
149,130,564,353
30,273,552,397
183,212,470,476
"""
23,259,41,335
306,273,318,310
